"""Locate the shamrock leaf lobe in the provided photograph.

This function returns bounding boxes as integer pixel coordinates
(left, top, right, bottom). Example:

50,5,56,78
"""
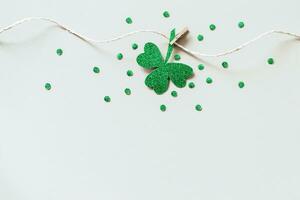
136,43,164,69
145,67,169,95
167,63,193,88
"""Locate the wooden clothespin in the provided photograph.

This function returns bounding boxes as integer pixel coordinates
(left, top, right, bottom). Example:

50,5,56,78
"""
170,27,189,45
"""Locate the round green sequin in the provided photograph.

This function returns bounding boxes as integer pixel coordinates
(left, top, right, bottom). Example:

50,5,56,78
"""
209,24,216,31
163,11,170,18
171,90,178,97
125,17,133,24
238,21,245,28
198,64,205,70
132,43,138,50
160,104,167,112
197,34,204,41
127,70,133,77
195,104,202,111
93,66,100,74
222,61,229,69
56,48,63,56
174,54,181,61
124,88,131,95
206,77,213,84
268,58,274,65
44,83,52,91
238,81,245,88
104,96,111,103
188,82,195,88
117,53,123,60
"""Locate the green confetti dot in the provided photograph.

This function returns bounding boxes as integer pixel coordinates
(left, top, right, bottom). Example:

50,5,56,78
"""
197,34,204,41
160,104,167,112
268,58,274,65
188,82,195,88
238,21,245,28
209,24,216,31
104,96,111,103
117,53,123,60
171,90,178,97
163,11,170,18
56,48,63,56
238,81,245,88
93,66,100,74
222,61,229,69
125,17,133,24
206,77,213,84
174,54,181,61
132,43,138,50
44,83,52,91
127,70,133,77
195,104,202,111
124,88,131,95
198,64,205,71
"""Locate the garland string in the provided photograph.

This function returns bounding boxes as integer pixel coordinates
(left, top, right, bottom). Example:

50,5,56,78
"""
0,17,299,57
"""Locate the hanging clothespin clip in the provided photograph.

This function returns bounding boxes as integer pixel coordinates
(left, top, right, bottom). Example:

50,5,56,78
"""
169,27,189,45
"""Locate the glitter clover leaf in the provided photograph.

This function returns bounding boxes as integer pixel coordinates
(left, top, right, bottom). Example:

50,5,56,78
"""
136,29,194,95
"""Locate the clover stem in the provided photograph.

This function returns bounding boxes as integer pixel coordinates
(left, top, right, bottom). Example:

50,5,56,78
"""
164,28,176,63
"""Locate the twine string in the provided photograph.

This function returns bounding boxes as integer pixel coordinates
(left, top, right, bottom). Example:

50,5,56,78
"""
0,17,299,57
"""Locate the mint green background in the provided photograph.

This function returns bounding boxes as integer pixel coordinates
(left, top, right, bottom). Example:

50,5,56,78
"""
0,0,300,199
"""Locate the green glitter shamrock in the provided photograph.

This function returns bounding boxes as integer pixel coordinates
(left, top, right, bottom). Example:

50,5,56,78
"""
136,29,193,95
